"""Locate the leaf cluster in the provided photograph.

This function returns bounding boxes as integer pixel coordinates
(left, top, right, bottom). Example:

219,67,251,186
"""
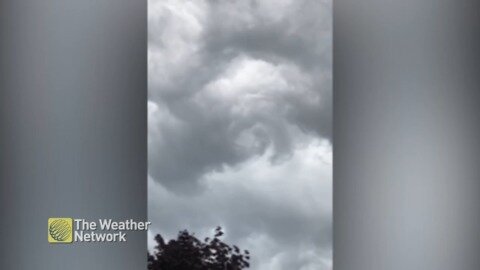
148,227,250,270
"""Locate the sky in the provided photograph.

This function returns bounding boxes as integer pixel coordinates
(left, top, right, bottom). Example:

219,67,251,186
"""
148,0,332,269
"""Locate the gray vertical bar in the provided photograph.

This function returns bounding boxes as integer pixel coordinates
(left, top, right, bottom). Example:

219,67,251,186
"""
334,1,480,270
0,1,147,269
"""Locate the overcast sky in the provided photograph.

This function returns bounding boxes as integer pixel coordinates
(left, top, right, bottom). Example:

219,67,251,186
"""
148,0,331,269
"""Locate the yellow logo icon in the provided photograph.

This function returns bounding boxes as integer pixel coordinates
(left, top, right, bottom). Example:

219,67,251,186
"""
48,218,73,243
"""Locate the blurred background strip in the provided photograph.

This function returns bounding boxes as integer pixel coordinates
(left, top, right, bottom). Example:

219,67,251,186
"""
0,1,147,269
334,1,480,270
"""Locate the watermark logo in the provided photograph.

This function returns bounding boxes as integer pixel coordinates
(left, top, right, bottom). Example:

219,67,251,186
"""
48,218,73,244
48,218,151,244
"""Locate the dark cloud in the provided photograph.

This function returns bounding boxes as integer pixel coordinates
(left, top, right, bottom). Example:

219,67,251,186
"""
148,0,331,269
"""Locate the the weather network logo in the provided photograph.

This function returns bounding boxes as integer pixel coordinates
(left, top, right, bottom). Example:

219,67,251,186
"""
48,218,73,244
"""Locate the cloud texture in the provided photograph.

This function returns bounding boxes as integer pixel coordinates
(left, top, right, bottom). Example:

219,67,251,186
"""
148,0,331,269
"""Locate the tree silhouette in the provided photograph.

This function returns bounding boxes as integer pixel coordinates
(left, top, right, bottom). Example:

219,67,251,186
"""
148,226,250,270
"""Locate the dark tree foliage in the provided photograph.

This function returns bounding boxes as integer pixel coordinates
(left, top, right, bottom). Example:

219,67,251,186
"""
148,226,250,270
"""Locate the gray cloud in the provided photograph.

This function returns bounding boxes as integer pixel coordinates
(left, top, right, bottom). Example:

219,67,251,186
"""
148,0,331,269
148,141,332,269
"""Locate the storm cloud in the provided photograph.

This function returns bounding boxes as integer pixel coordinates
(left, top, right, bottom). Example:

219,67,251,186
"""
148,0,332,269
